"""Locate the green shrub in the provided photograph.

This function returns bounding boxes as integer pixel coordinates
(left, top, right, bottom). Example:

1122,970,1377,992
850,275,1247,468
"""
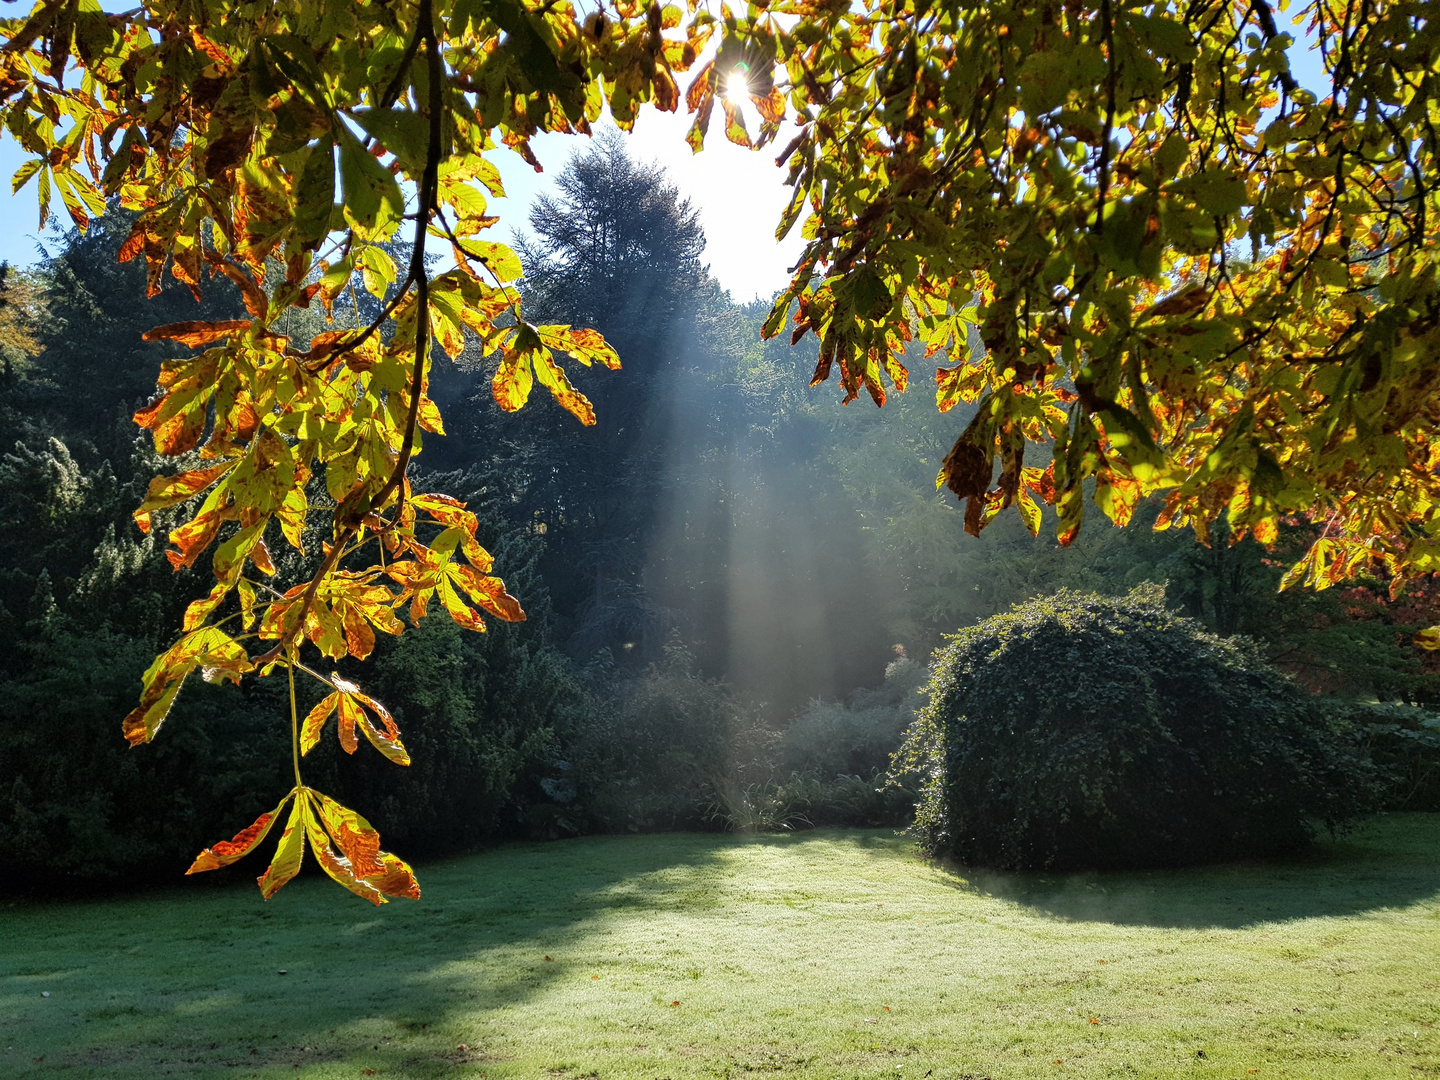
1337,702,1440,811
557,635,775,832
895,586,1376,871
703,771,917,833
0,453,581,884
781,656,926,778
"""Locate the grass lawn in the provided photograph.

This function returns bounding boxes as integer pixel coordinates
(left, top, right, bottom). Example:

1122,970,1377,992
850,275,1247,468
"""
3,815,1440,1079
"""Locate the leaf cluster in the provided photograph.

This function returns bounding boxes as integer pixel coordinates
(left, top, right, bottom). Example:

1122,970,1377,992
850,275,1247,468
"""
0,0,703,896
709,0,1440,594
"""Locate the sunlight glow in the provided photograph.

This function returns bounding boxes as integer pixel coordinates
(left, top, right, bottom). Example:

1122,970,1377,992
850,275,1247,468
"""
724,63,750,105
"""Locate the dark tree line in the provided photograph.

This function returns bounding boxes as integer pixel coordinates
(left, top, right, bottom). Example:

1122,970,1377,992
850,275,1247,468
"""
3,135,1437,888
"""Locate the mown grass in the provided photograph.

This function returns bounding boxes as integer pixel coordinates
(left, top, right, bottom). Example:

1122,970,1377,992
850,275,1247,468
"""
4,815,1440,1079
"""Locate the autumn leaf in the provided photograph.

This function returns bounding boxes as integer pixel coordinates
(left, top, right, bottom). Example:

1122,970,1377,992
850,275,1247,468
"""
533,350,596,425
256,795,307,899
122,627,252,746
187,794,290,874
141,320,253,347
136,461,237,523
721,99,751,147
302,675,409,765
493,348,534,412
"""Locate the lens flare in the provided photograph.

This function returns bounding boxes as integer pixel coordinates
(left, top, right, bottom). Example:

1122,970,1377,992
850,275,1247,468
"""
724,62,750,104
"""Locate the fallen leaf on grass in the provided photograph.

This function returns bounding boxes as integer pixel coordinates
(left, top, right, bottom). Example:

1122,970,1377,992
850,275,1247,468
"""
544,956,552,962
883,1006,891,1012
592,975,600,980
669,1001,680,1007
1089,1017,1099,1024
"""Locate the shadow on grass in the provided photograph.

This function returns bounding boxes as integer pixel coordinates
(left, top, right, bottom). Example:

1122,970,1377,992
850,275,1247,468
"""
8,819,1440,1076
2,831,739,1077
941,813,1440,930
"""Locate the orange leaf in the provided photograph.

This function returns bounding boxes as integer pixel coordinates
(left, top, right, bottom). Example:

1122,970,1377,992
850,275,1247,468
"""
533,350,596,425
755,86,785,125
121,676,186,746
437,575,487,632
213,253,271,318
722,99,751,147
137,461,236,513
412,493,494,570
536,324,621,370
341,602,377,659
300,789,420,902
182,583,229,631
686,61,715,111
451,563,526,622
300,791,385,904
153,399,207,456
935,365,965,413
337,691,363,753
141,320,252,347
310,790,385,877
371,852,421,898
186,794,290,874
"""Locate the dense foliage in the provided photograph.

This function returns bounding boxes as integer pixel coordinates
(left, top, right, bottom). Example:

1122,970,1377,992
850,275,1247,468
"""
6,162,1439,888
738,0,1440,598
896,586,1376,871
1342,702,1440,812
3,0,1437,897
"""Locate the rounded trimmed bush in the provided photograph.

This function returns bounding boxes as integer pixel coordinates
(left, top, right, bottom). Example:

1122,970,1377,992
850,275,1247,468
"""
896,586,1374,870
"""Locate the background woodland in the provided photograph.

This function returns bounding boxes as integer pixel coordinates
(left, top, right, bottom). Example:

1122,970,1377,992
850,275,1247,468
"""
4,136,1438,887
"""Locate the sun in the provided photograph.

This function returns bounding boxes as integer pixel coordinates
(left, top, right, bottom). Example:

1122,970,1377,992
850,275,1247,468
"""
724,61,750,104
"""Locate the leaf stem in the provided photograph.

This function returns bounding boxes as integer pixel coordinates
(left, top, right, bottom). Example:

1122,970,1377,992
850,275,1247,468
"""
1094,0,1117,236
288,648,303,789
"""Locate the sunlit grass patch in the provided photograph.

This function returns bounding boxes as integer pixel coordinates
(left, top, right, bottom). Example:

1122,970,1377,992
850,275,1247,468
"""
3,818,1439,1078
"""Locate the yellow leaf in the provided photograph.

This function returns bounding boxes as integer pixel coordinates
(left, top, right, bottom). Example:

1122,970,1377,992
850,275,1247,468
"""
1414,626,1440,651
257,795,308,899
533,349,596,425
300,692,340,755
492,349,534,412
